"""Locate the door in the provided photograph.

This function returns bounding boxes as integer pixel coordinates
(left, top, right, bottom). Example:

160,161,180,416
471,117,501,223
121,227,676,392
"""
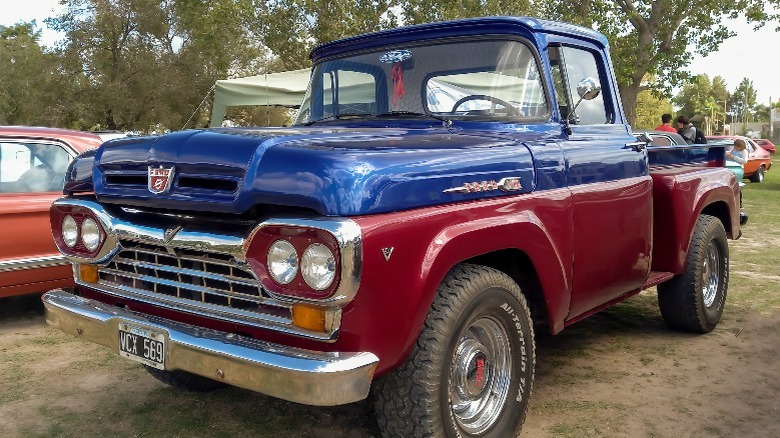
0,139,75,295
548,44,652,318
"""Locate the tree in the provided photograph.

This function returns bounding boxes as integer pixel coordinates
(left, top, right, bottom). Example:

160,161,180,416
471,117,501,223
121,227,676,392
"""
0,23,55,125
260,0,400,71
402,0,531,23
45,0,272,131
731,78,758,126
539,0,779,126
634,87,672,130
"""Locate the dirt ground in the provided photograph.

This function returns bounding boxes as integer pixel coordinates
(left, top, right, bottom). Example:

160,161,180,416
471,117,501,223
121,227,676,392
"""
1,288,778,438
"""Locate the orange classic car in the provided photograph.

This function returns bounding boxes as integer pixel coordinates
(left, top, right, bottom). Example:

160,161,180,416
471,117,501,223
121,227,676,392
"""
0,126,107,298
706,135,773,183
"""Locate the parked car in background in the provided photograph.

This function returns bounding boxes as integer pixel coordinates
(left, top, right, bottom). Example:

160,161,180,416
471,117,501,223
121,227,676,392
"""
706,135,772,183
754,138,776,154
0,126,107,298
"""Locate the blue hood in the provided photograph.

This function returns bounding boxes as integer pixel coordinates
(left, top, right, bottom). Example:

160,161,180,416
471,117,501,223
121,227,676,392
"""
88,127,537,216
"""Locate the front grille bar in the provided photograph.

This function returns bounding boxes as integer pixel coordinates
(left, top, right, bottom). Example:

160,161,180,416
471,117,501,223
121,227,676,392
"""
95,239,299,332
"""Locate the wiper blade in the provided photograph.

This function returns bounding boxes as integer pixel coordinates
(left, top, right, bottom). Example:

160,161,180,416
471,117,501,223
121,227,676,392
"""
303,113,373,126
376,111,452,127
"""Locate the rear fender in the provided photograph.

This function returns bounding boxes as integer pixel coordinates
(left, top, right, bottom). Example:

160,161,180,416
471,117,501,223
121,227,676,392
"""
651,168,739,274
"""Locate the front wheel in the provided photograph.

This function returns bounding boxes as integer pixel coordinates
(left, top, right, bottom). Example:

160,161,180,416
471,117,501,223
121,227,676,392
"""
749,165,765,183
373,264,535,437
658,214,729,333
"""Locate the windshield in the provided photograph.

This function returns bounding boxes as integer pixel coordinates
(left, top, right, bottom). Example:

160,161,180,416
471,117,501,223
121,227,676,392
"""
294,39,548,125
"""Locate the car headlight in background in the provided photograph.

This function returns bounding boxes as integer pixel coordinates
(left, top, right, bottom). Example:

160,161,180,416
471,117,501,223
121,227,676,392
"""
267,239,298,284
62,215,78,248
301,243,336,290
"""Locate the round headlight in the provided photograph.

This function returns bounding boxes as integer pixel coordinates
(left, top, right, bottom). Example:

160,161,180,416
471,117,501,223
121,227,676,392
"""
81,218,101,252
301,243,336,290
267,240,298,284
62,215,78,248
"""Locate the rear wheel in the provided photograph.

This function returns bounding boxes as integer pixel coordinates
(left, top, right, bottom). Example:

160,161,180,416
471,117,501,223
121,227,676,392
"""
749,165,765,183
373,264,535,437
144,366,225,392
658,214,728,333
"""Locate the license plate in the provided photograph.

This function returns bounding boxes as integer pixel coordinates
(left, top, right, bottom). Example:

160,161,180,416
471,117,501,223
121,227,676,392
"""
118,322,166,370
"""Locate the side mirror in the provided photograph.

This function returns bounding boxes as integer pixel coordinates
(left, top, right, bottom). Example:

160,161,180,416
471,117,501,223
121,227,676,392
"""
563,77,602,135
576,77,601,101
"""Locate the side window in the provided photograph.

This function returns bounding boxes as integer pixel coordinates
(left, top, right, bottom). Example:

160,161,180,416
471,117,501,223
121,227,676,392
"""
548,47,571,120
0,142,72,193
548,45,610,125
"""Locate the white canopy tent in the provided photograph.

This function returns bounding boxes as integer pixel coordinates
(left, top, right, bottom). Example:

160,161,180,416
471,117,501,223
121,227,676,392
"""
209,68,311,127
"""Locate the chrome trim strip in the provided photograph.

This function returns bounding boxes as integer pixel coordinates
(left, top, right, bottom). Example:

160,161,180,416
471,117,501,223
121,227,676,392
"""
42,290,378,406
0,255,69,273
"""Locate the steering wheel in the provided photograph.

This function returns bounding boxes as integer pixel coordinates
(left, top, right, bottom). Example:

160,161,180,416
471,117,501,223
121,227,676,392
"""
451,95,518,115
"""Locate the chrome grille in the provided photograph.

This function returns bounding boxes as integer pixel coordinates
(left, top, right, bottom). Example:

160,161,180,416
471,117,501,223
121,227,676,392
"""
98,240,290,322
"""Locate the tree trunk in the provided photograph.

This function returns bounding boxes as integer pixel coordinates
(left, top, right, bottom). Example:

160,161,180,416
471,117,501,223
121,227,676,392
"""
619,83,639,128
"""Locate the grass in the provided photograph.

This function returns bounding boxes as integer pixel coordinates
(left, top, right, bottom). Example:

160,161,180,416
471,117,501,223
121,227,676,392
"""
726,166,780,314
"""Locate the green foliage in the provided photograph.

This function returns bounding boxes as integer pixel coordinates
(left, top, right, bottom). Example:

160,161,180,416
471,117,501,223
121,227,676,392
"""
633,89,672,130
0,22,56,125
261,0,400,71
402,0,531,24
538,0,780,126
730,77,760,124
672,74,736,133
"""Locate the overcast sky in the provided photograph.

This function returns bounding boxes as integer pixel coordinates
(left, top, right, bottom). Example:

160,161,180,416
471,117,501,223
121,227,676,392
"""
3,1,779,105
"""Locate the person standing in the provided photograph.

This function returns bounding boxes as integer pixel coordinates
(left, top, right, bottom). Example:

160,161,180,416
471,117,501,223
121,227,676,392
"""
655,113,677,132
676,115,706,144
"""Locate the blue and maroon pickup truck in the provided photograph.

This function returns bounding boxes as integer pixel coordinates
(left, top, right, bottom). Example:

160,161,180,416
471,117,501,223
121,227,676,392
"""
43,17,740,437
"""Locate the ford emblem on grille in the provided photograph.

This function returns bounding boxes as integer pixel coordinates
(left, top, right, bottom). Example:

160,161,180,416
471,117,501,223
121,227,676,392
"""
148,166,175,194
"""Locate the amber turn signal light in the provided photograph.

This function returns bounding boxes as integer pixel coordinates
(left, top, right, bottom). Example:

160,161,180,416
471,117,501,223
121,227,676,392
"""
292,303,327,332
79,264,99,283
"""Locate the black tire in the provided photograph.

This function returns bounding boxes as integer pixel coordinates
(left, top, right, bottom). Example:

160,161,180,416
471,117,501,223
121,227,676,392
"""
658,214,729,333
749,165,765,183
373,264,535,437
144,366,226,392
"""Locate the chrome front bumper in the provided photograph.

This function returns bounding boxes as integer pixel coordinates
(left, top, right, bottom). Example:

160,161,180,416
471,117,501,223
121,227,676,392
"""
42,289,379,406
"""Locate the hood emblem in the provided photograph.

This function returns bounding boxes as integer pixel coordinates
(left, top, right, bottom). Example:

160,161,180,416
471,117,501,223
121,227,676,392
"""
148,166,175,194
443,177,523,194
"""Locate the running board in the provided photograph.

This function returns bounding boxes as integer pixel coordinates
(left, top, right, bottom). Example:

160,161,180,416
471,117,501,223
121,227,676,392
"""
643,271,674,289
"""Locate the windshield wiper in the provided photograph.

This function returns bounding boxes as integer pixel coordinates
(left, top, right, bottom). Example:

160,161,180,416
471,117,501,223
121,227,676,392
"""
303,113,373,126
376,111,452,128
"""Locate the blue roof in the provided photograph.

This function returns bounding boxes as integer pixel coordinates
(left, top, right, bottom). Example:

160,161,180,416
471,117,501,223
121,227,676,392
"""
310,16,608,62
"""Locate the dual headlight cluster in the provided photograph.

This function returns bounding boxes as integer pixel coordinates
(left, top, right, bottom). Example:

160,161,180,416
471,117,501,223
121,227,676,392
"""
61,215,102,251
267,240,336,291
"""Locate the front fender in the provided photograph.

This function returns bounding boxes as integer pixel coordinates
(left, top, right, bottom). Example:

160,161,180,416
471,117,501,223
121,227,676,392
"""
346,189,573,375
